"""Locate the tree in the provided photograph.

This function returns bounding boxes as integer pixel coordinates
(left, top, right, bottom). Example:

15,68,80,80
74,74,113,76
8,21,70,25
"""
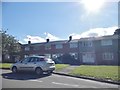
114,28,120,35
0,30,22,63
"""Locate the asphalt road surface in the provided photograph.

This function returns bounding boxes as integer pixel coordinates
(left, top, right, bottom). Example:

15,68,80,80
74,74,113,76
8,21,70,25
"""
1,69,119,88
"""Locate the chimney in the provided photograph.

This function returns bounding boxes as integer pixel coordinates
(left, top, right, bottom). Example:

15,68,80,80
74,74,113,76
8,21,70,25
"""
28,40,31,44
69,36,72,41
46,39,49,43
28,38,31,44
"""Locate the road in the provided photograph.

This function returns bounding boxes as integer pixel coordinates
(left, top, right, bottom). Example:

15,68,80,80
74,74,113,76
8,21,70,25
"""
1,69,119,88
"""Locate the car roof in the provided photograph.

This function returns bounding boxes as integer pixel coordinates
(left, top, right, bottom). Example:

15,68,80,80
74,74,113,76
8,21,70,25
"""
28,56,45,58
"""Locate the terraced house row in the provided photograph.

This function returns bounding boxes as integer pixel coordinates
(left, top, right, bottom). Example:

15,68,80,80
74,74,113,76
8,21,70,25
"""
22,35,119,65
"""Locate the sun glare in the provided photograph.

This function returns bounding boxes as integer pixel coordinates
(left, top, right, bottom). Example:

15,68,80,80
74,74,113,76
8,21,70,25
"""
81,0,105,13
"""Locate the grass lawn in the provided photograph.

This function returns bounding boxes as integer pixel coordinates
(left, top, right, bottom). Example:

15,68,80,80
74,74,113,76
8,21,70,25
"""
55,64,69,71
70,65,120,81
0,63,12,69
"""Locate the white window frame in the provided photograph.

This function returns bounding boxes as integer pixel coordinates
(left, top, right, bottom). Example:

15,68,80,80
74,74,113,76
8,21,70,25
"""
45,44,51,50
70,43,78,48
82,41,92,47
33,46,40,51
25,46,30,51
55,44,63,49
69,52,78,59
52,53,63,59
82,52,95,63
44,54,51,58
103,52,114,60
101,39,112,46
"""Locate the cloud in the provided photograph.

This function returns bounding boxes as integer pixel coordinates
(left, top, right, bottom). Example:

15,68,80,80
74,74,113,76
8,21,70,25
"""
70,26,118,39
44,32,60,41
19,26,118,44
20,32,61,44
24,35,46,43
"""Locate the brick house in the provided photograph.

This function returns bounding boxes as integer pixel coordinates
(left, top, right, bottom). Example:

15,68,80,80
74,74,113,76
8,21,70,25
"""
22,35,119,65
22,37,79,64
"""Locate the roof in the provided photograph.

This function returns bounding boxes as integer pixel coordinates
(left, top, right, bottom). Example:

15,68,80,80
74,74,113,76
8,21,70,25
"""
79,35,118,41
22,39,79,46
22,35,118,46
28,55,45,58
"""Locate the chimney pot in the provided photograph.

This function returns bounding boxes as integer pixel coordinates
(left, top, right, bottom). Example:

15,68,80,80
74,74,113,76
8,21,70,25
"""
69,36,72,41
28,41,31,44
46,39,49,43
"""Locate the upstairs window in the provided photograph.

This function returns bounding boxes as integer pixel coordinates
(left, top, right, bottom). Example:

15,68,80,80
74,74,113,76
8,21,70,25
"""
101,39,112,46
56,44,63,49
82,41,92,47
33,46,40,51
25,46,30,51
45,44,51,50
70,43,78,48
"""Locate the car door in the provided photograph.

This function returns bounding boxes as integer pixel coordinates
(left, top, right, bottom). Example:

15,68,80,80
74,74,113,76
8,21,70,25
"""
25,57,37,71
19,57,30,71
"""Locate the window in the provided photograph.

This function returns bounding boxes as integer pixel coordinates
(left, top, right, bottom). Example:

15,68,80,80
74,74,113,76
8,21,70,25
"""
33,46,40,51
22,57,30,63
82,41,92,47
69,53,78,59
52,53,63,59
56,44,63,49
70,43,78,48
24,55,29,58
25,46,30,51
44,54,51,58
103,53,114,60
101,39,112,46
28,57,35,62
45,44,51,50
82,53,95,63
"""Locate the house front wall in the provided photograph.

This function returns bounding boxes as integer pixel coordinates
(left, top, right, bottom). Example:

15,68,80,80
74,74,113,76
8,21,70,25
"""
94,38,118,65
22,35,119,65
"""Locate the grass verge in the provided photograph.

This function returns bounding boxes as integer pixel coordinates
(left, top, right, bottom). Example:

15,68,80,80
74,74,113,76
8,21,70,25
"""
0,63,12,69
69,65,120,81
0,63,70,71
55,64,69,71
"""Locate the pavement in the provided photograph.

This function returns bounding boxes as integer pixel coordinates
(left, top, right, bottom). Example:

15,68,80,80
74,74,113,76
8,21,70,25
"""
54,65,79,74
53,65,120,85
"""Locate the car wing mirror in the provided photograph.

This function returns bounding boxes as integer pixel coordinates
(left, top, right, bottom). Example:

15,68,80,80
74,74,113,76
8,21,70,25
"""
20,61,23,63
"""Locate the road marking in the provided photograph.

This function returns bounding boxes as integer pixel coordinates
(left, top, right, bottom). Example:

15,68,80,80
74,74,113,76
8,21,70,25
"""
29,80,43,82
52,82,79,87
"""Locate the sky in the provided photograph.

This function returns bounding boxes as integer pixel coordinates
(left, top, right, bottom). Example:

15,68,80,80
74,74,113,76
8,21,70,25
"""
2,0,119,44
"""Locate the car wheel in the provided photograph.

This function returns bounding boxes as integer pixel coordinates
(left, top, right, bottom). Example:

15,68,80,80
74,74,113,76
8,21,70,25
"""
12,66,17,73
35,67,43,75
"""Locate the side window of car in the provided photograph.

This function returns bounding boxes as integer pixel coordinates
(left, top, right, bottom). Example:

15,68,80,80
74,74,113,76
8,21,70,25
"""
28,57,36,62
37,58,44,62
22,57,30,63
34,57,38,62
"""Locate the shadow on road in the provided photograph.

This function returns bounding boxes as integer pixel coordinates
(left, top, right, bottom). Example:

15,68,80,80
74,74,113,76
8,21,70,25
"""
1,72,51,80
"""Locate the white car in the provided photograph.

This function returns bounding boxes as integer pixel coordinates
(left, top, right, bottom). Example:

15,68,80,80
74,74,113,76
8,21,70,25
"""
10,56,55,75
